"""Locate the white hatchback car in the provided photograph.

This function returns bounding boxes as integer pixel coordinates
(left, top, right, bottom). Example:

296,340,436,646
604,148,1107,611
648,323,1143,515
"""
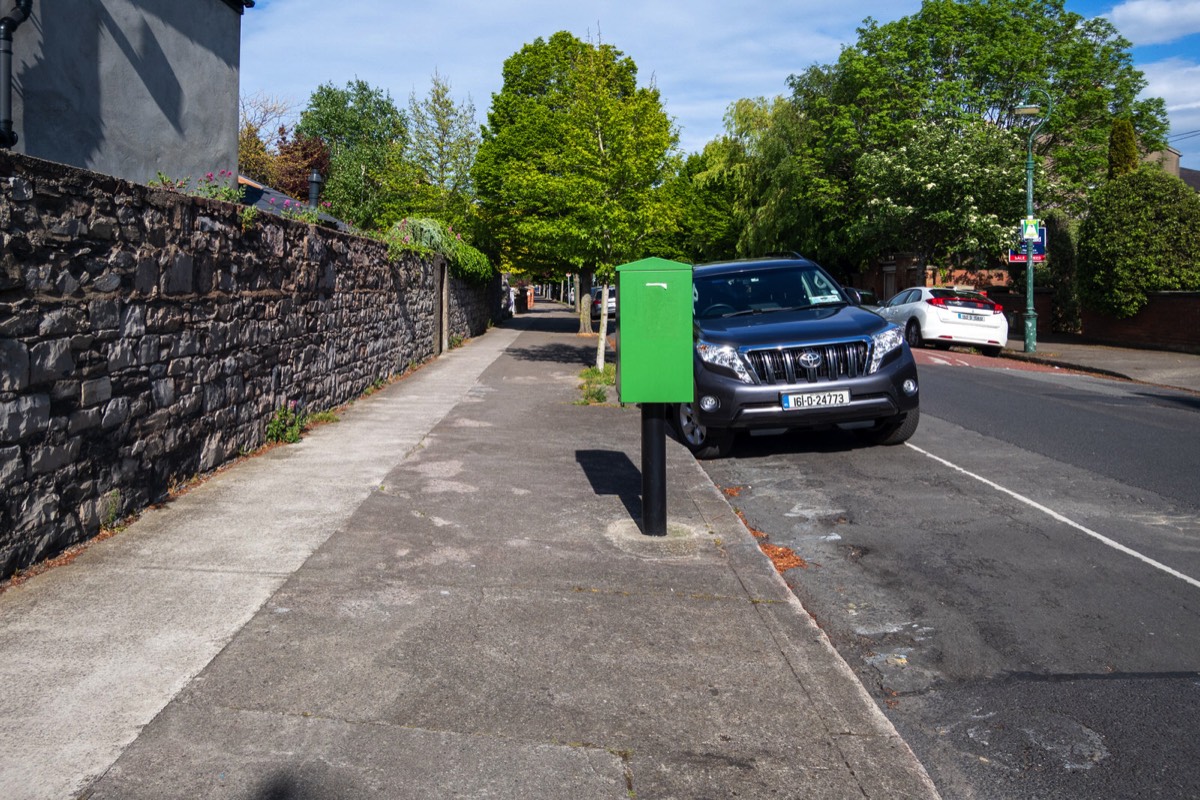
876,286,1008,356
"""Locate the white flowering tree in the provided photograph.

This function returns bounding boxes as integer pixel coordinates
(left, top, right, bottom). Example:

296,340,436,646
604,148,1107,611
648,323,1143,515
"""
851,119,1027,273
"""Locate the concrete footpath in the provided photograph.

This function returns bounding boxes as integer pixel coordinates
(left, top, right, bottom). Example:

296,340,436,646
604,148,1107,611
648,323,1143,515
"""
0,308,940,799
1002,334,1200,394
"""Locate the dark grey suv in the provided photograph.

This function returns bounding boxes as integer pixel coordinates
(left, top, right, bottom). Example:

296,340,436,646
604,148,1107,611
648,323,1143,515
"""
674,256,920,458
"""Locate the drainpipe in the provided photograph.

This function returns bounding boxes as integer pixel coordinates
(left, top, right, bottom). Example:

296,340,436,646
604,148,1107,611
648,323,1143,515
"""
0,0,33,149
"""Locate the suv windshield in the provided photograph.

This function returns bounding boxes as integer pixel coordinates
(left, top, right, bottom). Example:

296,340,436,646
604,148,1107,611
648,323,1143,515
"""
693,265,846,319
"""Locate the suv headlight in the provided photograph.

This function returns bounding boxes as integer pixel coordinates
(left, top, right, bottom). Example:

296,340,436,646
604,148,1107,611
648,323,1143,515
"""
869,325,904,373
696,340,753,384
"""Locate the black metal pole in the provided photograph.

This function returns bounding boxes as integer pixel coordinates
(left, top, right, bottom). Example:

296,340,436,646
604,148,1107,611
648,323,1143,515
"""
641,402,667,536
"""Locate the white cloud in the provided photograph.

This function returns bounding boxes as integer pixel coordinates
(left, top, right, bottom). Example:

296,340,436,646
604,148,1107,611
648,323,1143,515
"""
1108,0,1200,45
1140,57,1200,164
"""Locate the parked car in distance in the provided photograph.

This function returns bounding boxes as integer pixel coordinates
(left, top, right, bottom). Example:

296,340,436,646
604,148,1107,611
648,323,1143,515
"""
875,286,1008,356
590,286,617,319
674,255,920,459
849,287,880,310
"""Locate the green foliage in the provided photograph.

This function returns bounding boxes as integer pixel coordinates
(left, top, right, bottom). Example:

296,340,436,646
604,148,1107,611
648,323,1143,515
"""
1107,118,1140,180
1077,166,1200,318
265,402,305,444
100,489,122,529
575,363,616,405
296,79,416,231
407,70,480,227
239,204,259,231
1044,208,1081,333
650,143,740,263
148,169,244,203
305,410,340,426
740,0,1171,273
384,217,495,283
474,32,679,278
851,118,1025,269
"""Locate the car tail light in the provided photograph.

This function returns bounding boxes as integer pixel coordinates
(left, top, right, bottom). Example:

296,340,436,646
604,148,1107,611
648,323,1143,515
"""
926,297,949,308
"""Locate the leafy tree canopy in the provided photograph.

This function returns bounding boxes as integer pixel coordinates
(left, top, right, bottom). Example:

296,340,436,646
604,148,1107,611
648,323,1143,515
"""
295,79,415,230
474,31,679,279
739,0,1170,273
407,71,480,227
851,118,1026,269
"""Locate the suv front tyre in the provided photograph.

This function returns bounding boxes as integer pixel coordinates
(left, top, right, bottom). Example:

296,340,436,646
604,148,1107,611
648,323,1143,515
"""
673,398,734,459
852,407,920,446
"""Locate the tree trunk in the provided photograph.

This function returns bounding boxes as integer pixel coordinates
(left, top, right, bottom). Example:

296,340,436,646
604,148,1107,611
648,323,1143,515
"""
578,270,594,335
595,282,610,371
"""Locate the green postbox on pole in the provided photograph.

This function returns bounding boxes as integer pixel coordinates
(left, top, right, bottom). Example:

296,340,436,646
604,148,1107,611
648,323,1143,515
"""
615,258,694,404
615,257,694,537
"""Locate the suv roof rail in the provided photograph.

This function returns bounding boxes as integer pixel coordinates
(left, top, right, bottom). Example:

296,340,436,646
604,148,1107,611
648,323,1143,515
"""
762,251,806,259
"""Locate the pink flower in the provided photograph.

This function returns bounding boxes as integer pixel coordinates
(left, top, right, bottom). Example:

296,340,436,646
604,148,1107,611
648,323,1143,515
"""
205,172,214,181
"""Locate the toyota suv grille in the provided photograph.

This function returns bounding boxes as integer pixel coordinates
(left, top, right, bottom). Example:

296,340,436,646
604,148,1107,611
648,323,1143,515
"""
744,341,870,385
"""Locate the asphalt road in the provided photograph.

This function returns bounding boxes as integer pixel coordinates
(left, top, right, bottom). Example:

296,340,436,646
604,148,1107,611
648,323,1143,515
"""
697,349,1200,799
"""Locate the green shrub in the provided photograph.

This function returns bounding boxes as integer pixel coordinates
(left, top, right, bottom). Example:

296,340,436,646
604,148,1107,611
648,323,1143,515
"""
383,217,495,283
1077,166,1200,318
265,402,304,444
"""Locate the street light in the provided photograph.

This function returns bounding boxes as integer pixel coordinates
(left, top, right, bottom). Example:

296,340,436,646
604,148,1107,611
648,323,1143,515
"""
1014,90,1052,353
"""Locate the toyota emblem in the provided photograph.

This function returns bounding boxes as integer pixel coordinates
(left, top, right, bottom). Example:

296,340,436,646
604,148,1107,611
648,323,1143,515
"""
797,350,822,369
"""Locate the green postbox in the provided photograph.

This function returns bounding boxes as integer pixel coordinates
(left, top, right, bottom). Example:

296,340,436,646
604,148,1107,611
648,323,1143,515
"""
615,257,694,404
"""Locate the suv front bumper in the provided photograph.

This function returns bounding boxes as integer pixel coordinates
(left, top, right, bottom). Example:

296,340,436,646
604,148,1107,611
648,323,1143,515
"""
692,348,919,431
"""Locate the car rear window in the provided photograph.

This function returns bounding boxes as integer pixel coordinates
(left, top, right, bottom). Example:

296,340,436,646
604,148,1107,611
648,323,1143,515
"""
930,289,990,305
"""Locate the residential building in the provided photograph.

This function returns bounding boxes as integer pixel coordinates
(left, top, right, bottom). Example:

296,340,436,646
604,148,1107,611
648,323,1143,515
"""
6,0,253,184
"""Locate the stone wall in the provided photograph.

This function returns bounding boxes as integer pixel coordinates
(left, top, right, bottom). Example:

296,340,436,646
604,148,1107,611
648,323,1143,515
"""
0,152,499,579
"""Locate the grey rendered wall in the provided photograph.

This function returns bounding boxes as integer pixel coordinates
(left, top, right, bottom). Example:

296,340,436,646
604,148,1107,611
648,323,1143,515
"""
11,0,241,185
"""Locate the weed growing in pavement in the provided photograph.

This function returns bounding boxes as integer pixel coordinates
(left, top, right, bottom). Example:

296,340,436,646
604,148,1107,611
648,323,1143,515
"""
100,489,122,529
265,402,305,444
305,410,340,427
575,363,616,405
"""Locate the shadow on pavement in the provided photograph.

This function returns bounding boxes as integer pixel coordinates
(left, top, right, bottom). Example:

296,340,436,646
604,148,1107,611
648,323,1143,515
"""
505,342,595,366
576,449,642,521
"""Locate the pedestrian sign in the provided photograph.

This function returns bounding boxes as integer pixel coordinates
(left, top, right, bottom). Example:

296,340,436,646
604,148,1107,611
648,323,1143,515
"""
1021,217,1041,241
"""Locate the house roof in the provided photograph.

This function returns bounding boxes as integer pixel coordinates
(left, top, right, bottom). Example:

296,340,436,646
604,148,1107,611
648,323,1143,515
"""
220,0,255,13
1181,167,1200,194
238,176,350,231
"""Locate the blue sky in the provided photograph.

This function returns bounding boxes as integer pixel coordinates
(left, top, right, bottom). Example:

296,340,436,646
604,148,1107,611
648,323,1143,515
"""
241,0,1200,169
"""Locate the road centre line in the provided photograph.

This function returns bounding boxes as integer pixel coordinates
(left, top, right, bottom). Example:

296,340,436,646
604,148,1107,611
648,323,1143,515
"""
906,443,1200,592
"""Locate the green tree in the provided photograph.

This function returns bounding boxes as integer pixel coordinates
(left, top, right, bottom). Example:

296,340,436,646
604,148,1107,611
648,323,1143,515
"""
650,144,740,263
474,31,679,342
407,70,480,226
1107,117,1139,180
238,123,275,185
296,79,416,230
1077,166,1200,318
851,118,1025,273
754,0,1170,275
1043,208,1081,333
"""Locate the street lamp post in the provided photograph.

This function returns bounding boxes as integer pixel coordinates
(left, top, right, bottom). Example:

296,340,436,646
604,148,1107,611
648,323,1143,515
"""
1014,91,1052,354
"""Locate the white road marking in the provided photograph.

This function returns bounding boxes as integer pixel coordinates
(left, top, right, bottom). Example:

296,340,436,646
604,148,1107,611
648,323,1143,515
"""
906,443,1200,591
